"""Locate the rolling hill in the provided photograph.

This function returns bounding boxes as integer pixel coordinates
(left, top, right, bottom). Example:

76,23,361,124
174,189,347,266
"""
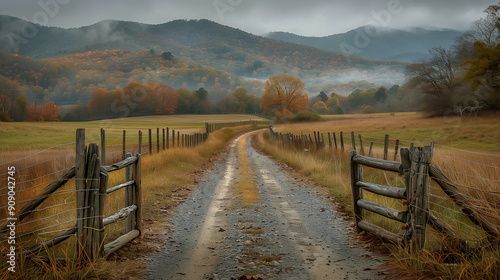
264,26,462,62
0,15,406,87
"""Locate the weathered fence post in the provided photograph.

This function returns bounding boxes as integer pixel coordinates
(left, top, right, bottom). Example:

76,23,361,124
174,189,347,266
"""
368,142,373,157
177,131,180,147
101,128,106,165
358,134,364,156
400,147,412,243
328,132,332,148
162,128,165,150
350,150,363,232
148,129,152,154
86,144,101,260
351,131,356,151
134,154,142,234
122,130,126,159
75,129,86,259
393,140,400,161
384,134,389,160
125,153,135,233
98,166,108,258
340,132,344,151
138,130,142,155
408,145,433,249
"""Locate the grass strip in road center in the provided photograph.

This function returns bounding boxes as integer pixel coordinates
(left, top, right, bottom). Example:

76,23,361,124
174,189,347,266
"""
235,134,260,206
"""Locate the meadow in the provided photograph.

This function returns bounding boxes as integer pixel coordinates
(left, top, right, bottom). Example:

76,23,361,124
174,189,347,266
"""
258,112,500,279
0,114,268,279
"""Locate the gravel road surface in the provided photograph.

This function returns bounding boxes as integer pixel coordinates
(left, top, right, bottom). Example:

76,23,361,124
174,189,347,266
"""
147,131,386,280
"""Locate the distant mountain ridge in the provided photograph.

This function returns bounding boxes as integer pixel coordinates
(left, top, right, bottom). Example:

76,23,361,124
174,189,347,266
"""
0,15,406,86
264,26,463,62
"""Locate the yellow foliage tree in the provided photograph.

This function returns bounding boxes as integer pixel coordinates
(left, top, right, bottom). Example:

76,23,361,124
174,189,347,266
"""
259,74,309,116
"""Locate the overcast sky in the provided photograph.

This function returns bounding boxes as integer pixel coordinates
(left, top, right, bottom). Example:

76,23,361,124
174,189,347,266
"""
0,0,498,36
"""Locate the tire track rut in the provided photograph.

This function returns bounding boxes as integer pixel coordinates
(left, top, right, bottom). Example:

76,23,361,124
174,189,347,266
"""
147,131,385,279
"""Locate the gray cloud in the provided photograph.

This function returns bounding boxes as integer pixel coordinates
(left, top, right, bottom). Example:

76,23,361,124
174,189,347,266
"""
0,0,497,36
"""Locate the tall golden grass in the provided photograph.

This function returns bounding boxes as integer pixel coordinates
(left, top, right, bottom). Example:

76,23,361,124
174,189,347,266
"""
0,121,263,279
258,113,500,279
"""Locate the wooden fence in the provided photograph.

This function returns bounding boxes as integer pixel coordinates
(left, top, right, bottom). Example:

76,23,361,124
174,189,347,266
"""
205,120,271,133
268,126,499,249
269,127,400,160
0,129,142,261
0,120,270,261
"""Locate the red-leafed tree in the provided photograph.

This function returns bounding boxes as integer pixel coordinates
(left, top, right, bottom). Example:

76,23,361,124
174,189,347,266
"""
26,101,61,121
144,82,178,114
87,88,126,119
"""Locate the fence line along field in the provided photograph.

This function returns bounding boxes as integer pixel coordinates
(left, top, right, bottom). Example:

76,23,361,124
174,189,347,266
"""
0,114,269,274
265,112,499,278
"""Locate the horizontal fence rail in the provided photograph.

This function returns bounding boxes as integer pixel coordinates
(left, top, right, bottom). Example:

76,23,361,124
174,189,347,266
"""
268,126,499,250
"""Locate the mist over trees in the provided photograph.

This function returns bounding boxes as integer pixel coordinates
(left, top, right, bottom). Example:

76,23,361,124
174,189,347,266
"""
405,3,500,116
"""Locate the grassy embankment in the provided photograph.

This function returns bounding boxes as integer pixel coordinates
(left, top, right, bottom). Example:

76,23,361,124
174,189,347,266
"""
255,112,500,279
0,114,268,280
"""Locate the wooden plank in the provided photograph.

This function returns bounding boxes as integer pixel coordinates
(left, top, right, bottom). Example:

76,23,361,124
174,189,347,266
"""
384,134,389,160
148,129,152,154
102,156,138,172
125,153,134,233
103,229,140,258
428,213,456,237
400,147,413,240
89,152,101,259
350,150,363,232
393,139,400,161
0,167,75,233
25,224,77,254
75,129,86,251
106,180,135,194
351,131,356,151
368,142,373,157
356,181,406,199
122,130,126,159
98,168,108,258
103,205,138,226
357,199,408,223
409,146,433,249
340,132,344,151
358,134,364,155
138,130,142,155
352,154,402,174
429,165,499,240
101,128,106,165
135,154,142,234
358,220,403,244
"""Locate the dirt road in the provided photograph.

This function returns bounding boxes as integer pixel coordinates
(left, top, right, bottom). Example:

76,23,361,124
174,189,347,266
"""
147,131,386,279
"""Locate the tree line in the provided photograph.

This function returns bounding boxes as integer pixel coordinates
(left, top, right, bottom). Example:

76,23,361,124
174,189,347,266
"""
405,4,500,116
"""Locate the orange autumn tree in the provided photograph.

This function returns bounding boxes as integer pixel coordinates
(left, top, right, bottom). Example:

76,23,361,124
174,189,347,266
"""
26,101,61,121
259,74,309,117
143,82,179,114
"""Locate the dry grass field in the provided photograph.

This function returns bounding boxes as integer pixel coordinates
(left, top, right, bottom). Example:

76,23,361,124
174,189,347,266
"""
0,114,267,279
258,112,500,279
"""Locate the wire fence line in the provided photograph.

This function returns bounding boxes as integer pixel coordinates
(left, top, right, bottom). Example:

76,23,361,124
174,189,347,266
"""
271,127,499,246
0,121,265,260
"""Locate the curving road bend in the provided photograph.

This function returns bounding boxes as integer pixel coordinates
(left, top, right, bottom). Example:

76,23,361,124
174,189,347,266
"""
147,131,385,280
